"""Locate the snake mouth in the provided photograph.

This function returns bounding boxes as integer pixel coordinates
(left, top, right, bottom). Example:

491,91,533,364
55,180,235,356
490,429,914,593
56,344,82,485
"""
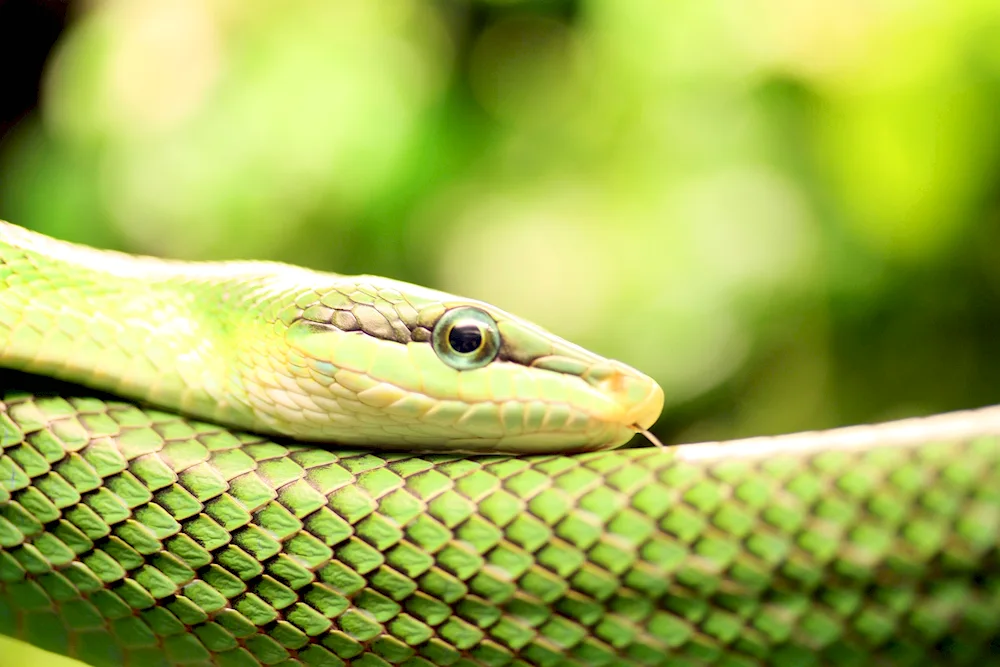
624,379,664,431
529,354,665,449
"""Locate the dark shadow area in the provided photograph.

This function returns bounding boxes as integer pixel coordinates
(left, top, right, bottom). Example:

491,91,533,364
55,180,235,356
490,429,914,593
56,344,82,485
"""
0,0,69,141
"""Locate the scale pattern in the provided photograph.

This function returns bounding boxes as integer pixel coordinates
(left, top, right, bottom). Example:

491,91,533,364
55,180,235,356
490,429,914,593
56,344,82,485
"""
2,388,1000,667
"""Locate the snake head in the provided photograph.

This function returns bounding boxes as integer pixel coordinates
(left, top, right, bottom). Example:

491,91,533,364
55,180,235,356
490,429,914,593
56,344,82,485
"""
251,276,663,453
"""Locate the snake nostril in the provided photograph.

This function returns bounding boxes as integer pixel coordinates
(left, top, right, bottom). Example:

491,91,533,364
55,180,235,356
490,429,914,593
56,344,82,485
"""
594,365,663,431
599,370,627,394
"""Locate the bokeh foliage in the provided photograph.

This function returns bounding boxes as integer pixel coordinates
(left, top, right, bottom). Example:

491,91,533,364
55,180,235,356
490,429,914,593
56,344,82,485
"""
2,0,1000,443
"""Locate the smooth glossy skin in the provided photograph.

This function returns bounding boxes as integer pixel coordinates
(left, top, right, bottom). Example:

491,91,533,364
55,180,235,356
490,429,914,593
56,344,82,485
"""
0,221,663,453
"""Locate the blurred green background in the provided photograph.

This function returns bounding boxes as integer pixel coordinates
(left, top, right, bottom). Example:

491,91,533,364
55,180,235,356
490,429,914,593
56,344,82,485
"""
2,0,1000,661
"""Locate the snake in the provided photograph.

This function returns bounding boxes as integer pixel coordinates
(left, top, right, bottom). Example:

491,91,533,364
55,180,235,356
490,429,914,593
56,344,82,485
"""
0,220,998,666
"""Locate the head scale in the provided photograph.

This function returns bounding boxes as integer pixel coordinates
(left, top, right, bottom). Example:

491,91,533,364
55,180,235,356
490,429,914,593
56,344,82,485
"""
243,276,663,453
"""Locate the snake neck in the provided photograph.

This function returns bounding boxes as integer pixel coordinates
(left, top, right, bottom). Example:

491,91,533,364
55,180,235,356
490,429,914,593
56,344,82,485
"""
0,222,306,432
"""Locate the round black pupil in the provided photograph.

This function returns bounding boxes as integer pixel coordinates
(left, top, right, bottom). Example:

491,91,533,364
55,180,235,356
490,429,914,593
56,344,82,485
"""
449,324,483,354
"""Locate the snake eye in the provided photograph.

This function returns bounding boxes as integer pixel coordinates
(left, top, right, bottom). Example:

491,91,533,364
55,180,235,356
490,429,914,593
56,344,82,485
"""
432,307,501,370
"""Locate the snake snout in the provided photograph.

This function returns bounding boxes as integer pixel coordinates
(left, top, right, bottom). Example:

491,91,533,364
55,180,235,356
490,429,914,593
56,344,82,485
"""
590,362,664,431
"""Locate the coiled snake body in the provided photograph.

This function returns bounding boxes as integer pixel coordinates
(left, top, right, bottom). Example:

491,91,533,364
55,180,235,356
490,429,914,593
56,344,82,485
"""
0,221,997,666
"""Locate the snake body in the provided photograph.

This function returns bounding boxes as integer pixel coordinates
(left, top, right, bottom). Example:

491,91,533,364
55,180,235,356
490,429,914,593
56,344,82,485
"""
1,222,999,666
0,221,662,454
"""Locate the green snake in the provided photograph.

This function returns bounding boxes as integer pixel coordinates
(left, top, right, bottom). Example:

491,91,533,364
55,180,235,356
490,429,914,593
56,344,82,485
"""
1,220,998,666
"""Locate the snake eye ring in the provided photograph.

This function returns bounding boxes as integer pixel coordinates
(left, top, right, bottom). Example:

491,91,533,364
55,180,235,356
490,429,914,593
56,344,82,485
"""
432,307,501,370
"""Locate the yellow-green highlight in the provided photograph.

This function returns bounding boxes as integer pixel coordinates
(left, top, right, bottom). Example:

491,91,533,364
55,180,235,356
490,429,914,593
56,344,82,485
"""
0,636,83,667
